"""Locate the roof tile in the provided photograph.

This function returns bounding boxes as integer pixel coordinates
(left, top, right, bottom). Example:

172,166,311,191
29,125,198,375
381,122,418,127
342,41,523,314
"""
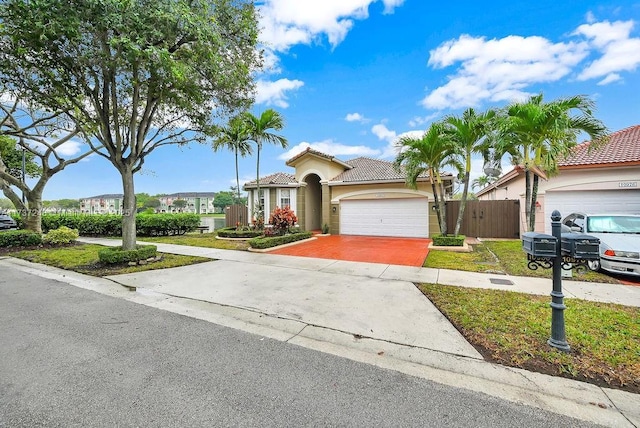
560,124,640,167
332,157,429,182
245,172,297,187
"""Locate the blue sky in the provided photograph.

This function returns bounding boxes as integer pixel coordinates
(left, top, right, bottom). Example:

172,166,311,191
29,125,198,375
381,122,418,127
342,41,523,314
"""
40,0,640,199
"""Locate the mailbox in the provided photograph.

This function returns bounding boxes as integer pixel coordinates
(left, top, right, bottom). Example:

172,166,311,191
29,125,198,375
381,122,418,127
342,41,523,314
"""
561,233,600,260
522,232,557,257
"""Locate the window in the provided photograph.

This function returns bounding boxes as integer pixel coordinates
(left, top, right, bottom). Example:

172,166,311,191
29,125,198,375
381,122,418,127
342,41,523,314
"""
279,189,290,208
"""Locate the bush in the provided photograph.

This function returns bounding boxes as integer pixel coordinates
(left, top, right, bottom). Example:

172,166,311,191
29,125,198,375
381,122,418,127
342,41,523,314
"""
268,206,297,235
0,230,43,247
97,245,158,264
217,227,263,239
36,213,200,236
43,226,79,245
432,234,466,246
249,231,313,249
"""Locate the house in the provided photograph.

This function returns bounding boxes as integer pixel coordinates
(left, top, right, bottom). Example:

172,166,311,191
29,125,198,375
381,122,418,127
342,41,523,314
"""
243,148,454,237
79,194,124,214
158,192,217,214
476,125,640,233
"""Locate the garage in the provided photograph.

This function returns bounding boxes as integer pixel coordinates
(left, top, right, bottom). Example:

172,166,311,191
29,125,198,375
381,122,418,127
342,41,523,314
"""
544,189,640,232
339,198,429,238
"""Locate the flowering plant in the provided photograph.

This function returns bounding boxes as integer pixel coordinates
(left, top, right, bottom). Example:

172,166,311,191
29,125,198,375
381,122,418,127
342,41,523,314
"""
268,206,297,235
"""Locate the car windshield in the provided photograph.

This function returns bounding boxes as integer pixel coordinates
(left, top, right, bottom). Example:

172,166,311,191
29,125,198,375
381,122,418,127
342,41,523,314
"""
587,215,640,234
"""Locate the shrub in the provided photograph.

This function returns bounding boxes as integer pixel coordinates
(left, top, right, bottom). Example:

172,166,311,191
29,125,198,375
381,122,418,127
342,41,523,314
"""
43,226,79,245
217,227,263,239
97,245,158,264
249,231,312,249
268,206,297,235
432,234,466,246
0,230,43,247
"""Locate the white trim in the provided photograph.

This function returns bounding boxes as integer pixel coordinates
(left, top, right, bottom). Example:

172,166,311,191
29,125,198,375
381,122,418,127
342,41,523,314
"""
331,188,431,204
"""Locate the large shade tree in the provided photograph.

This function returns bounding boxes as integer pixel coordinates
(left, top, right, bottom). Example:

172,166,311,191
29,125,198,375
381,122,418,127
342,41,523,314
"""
443,108,496,236
244,109,287,223
0,98,94,232
498,94,608,231
0,0,261,248
394,123,460,236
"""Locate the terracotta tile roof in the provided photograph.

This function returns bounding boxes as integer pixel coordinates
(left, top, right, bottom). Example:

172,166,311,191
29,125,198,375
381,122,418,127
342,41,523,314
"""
286,147,335,164
331,157,430,182
560,124,640,167
244,172,297,188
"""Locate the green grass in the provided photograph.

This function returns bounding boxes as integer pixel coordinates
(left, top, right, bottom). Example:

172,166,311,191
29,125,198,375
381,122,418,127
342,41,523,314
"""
419,283,640,393
10,243,210,276
137,233,250,251
425,239,617,283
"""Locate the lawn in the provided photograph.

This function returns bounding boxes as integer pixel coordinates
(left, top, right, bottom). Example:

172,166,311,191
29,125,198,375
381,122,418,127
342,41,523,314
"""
8,243,211,276
419,283,640,393
425,239,618,283
138,232,250,251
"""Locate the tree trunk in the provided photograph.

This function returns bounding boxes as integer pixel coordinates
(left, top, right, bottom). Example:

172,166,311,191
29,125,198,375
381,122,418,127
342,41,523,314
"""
430,180,442,235
255,144,261,223
121,167,137,250
454,171,470,236
524,170,533,232
24,192,42,234
529,174,539,231
235,148,241,203
437,179,448,235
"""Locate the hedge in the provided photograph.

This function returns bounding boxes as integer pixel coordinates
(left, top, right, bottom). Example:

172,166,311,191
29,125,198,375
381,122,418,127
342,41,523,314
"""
15,213,202,236
97,244,158,264
432,234,466,246
249,231,313,249
217,227,263,239
0,230,43,247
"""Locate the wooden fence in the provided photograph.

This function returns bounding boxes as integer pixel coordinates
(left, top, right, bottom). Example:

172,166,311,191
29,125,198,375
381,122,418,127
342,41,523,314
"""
446,200,520,238
225,204,249,227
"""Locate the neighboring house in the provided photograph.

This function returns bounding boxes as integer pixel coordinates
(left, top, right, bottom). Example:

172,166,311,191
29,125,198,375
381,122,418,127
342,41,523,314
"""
476,125,640,233
80,194,124,214
243,148,454,238
158,192,217,214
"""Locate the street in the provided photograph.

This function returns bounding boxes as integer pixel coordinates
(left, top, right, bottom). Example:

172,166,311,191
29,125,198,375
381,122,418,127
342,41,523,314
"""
0,266,598,427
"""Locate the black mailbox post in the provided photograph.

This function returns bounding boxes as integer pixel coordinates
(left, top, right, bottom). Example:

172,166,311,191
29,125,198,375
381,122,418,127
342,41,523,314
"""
561,233,600,260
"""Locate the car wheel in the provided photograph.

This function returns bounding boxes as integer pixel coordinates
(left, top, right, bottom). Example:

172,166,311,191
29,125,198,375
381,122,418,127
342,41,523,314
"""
587,259,601,272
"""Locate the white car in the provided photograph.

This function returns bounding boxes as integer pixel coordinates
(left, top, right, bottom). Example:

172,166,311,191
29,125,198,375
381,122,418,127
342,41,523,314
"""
562,213,640,277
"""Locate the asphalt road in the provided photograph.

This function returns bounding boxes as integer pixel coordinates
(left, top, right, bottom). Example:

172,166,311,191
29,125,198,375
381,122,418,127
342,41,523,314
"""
0,266,600,427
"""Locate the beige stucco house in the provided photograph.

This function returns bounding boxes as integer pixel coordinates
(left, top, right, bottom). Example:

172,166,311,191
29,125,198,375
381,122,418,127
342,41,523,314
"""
476,125,640,233
243,148,454,238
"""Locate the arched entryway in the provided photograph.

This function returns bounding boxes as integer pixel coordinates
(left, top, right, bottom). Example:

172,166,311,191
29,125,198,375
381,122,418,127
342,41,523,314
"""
304,174,322,231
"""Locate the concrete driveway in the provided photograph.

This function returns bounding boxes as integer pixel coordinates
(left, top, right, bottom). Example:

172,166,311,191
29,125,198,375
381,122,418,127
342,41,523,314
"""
269,235,431,267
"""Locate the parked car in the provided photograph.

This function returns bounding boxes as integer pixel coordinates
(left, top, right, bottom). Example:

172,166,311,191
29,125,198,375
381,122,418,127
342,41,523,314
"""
562,212,640,277
0,213,18,231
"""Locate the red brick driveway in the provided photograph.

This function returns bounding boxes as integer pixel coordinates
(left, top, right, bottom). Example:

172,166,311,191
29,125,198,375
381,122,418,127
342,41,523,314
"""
269,235,431,267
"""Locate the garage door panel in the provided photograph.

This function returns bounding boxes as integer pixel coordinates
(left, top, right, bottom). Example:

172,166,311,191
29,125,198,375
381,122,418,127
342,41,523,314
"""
544,190,640,233
340,198,429,238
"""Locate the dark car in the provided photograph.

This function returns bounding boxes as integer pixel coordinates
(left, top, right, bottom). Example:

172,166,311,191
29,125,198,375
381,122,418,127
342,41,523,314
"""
0,213,18,231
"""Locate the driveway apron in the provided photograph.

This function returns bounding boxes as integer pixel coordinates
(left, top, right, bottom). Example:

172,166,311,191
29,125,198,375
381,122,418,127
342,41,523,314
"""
269,235,431,267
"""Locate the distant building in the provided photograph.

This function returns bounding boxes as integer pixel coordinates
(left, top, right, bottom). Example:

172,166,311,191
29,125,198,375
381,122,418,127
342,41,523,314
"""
158,192,217,214
79,194,124,214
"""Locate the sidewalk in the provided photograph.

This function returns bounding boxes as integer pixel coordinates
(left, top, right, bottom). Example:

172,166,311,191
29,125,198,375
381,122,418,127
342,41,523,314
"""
16,237,639,426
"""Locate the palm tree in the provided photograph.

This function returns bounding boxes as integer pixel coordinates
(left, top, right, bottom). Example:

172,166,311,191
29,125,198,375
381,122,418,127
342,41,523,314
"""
212,115,252,203
244,109,288,224
471,175,495,191
499,94,608,231
443,108,497,236
394,122,461,235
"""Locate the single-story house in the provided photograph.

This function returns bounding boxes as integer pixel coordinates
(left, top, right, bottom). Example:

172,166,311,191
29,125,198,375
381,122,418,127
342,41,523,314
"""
476,124,640,233
243,148,454,238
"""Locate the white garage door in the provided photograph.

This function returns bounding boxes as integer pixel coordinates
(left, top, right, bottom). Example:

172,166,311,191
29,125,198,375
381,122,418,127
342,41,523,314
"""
340,198,429,238
544,190,640,233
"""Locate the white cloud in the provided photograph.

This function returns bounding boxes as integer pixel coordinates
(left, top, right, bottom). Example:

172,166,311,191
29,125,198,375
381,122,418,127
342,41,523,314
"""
255,78,304,108
576,20,640,82
371,123,396,142
259,0,405,51
408,113,440,128
278,139,381,160
371,123,426,158
29,137,84,157
422,34,589,109
345,112,369,123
